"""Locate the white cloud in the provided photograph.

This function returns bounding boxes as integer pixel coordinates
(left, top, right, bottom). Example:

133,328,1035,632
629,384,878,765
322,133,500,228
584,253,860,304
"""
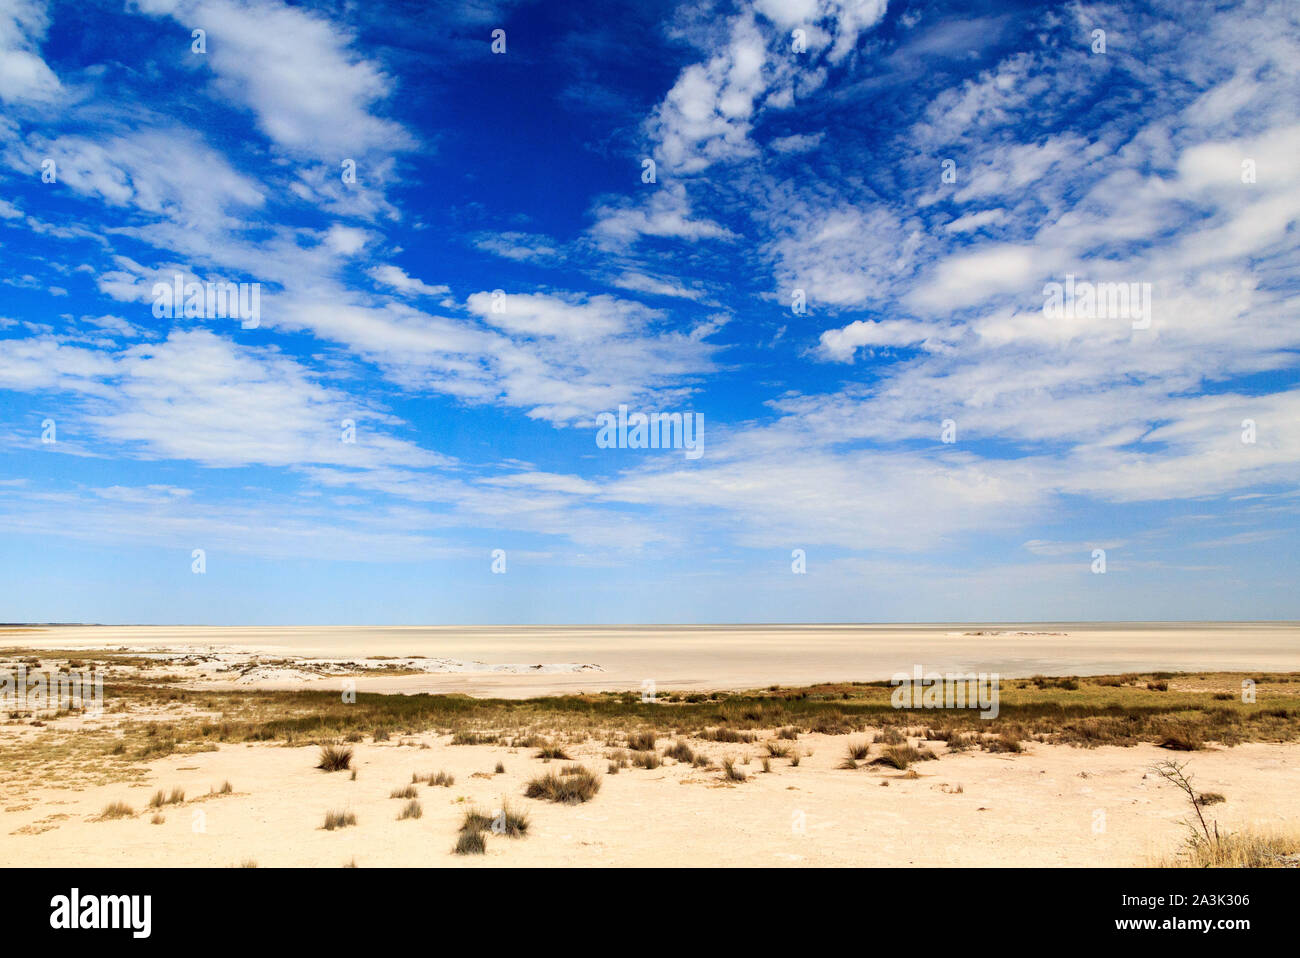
131,0,411,157
465,290,650,342
647,1,887,175
590,183,734,248
768,131,825,154
2,127,264,227
0,0,61,105
367,264,449,299
472,232,560,263
817,318,942,361
943,209,1005,233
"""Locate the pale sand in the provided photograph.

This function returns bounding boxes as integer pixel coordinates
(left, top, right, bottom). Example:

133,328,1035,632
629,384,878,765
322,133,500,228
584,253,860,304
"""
10,622,1300,697
5,623,1298,867
3,733,1297,867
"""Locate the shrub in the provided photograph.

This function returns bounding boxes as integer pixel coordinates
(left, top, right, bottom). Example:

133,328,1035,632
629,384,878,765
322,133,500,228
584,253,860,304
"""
664,740,696,763
99,801,133,820
451,731,498,745
700,728,756,744
985,733,1023,754
872,745,935,769
484,802,529,838
323,809,357,830
398,799,423,820
628,730,656,751
459,807,494,833
524,767,601,803
454,830,486,855
317,744,353,772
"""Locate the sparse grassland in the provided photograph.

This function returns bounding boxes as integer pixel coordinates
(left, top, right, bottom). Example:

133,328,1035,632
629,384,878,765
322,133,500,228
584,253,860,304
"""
4,651,1299,801
1153,828,1300,867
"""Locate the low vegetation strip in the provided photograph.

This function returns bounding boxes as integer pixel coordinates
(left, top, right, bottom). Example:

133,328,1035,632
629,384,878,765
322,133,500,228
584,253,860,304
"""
2,653,1298,776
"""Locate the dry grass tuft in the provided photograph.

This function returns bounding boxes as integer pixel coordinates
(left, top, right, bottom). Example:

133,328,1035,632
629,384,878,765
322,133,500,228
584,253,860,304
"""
871,745,936,770
323,809,357,830
98,801,134,820
664,740,696,763
1155,828,1300,867
454,830,487,855
628,730,656,751
524,766,601,803
631,750,662,769
699,727,756,744
317,744,353,771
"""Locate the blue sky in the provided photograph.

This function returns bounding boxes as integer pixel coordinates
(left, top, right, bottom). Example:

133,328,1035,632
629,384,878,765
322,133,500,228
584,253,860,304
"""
1,0,1297,624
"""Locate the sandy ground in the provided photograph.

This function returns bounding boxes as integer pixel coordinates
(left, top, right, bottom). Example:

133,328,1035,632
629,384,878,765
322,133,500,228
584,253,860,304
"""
5,623,1298,866
3,732,1297,867
10,622,1300,697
